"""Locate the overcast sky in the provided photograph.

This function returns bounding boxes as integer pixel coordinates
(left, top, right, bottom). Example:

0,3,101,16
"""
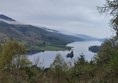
0,0,113,38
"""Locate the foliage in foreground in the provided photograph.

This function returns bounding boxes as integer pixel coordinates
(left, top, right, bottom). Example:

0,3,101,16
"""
1,0,118,83
1,39,118,83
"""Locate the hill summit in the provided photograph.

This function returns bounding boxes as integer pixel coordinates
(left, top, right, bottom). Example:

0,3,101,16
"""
0,14,15,21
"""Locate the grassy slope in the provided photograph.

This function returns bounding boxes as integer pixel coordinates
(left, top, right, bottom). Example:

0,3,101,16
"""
0,21,82,52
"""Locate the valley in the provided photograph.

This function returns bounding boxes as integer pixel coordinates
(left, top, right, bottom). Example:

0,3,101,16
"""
0,14,102,53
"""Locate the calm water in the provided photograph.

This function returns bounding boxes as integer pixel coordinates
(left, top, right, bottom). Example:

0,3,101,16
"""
28,41,102,67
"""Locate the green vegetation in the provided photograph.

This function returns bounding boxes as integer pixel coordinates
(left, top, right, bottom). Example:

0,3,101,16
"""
88,45,101,53
28,43,71,51
1,0,118,83
0,19,83,52
0,39,118,83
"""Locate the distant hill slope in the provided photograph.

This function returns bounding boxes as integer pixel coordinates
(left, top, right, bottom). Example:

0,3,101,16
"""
0,14,15,21
0,20,84,44
88,45,101,53
0,14,105,53
75,34,105,42
0,15,85,52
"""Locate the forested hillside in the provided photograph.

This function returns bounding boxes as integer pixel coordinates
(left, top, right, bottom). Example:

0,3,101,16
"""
0,0,118,83
0,15,84,52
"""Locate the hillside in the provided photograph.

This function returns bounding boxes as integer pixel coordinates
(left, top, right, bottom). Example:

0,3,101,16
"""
88,45,101,53
0,14,85,53
75,34,105,42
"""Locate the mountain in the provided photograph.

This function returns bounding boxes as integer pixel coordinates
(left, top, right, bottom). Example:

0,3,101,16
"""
75,34,105,42
0,14,84,52
0,14,15,21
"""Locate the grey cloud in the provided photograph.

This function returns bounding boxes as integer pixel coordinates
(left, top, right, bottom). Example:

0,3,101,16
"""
0,0,112,38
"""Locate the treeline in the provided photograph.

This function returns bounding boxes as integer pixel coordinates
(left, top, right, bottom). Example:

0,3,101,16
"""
0,0,118,83
88,45,101,53
0,39,118,83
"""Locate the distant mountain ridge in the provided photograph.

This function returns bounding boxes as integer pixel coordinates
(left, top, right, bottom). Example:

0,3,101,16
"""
0,14,105,52
75,34,105,42
0,14,15,21
0,14,85,52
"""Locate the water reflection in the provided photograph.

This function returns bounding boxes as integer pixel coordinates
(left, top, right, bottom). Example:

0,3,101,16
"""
28,41,102,67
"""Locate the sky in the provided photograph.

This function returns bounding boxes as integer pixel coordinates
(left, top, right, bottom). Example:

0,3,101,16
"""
0,0,114,38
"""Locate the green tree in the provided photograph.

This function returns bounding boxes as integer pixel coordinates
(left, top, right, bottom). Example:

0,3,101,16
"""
50,53,68,83
66,54,96,83
0,41,33,83
95,40,115,63
98,0,118,35
50,53,68,71
0,41,31,71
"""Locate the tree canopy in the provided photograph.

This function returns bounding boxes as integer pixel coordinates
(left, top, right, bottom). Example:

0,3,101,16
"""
98,0,118,35
0,41,31,71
